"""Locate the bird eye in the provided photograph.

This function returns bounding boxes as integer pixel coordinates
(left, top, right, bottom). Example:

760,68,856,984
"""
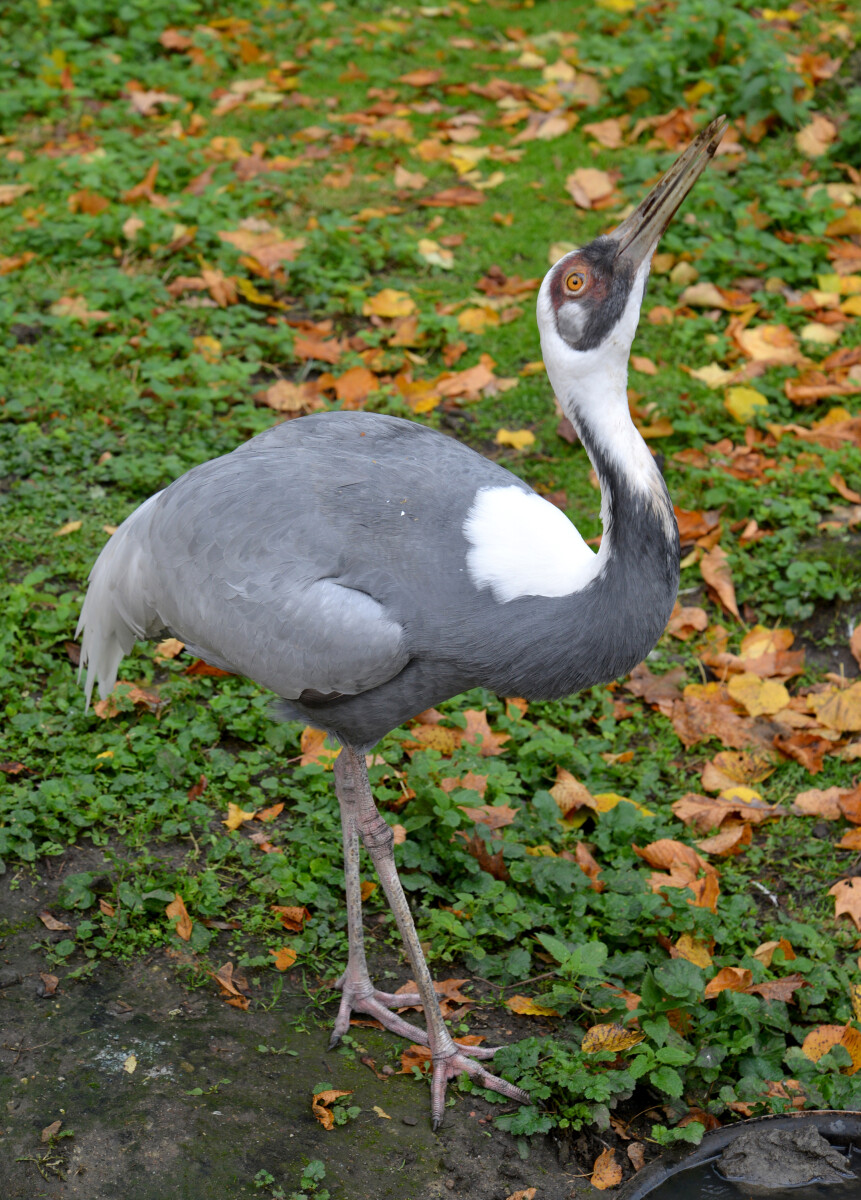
565,271,586,293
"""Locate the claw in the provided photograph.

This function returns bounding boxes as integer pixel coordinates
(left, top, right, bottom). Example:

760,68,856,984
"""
429,1049,531,1127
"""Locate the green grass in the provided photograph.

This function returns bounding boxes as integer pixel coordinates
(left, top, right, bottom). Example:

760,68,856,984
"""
3,0,861,1152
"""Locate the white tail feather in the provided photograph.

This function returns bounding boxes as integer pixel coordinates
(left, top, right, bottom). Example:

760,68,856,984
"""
76,492,164,706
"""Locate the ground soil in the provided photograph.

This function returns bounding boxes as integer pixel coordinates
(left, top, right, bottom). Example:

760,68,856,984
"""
0,856,608,1200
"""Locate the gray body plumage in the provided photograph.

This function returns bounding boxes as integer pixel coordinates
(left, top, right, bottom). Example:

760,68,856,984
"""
77,410,678,748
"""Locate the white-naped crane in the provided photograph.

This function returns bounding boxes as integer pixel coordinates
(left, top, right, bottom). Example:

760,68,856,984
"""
77,116,727,1127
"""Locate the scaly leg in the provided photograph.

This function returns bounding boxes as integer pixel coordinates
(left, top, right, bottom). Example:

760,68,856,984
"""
329,749,498,1057
334,742,530,1128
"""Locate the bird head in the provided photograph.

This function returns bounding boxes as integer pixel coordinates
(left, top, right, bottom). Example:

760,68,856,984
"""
537,116,727,394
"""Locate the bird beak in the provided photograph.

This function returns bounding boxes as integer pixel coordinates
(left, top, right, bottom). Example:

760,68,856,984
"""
607,115,728,271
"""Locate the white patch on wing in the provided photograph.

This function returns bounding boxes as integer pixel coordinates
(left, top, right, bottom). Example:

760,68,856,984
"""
464,486,602,603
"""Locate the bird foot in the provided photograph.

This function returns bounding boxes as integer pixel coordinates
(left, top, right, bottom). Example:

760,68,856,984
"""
430,1049,532,1130
328,978,498,1060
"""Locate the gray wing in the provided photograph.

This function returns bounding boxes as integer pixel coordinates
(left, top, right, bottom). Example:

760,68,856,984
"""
78,411,528,706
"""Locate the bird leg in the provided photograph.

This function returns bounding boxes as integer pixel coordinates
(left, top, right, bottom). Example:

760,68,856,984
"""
333,743,531,1127
330,750,496,1053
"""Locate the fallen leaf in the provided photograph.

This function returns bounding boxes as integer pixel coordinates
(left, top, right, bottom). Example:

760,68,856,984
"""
796,114,838,157
792,787,846,820
123,1053,137,1074
581,1023,645,1053
38,911,72,931
810,682,861,732
39,973,59,997
271,905,311,932
312,1088,353,1130
801,1023,861,1073
166,894,192,941
504,1190,537,1200
506,994,560,1017
458,803,519,830
300,726,340,767
0,183,34,204
673,933,713,968
592,1148,623,1190
565,167,617,209
462,709,509,756
700,546,740,619
705,967,753,998
575,842,604,892
41,1120,62,1143
50,296,110,323
495,428,534,449
830,878,861,931
360,880,377,901
54,520,82,536
753,939,796,967
269,946,297,971
362,288,416,318
727,673,789,717
725,385,768,424
223,802,256,831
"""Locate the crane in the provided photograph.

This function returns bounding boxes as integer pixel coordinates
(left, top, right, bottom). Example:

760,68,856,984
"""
77,116,726,1127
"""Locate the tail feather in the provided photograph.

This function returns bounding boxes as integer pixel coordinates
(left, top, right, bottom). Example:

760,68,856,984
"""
76,492,164,707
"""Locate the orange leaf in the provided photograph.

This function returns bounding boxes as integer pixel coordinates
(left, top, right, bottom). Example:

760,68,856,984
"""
462,708,509,756
270,946,297,971
299,726,340,767
312,1088,353,1129
165,894,192,941
271,905,310,932
705,967,752,998
592,1148,623,1190
506,994,560,1017
700,545,740,619
801,1024,861,1073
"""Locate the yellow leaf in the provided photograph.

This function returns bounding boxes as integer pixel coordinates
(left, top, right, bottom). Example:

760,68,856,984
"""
801,1024,861,1074
817,274,861,295
192,335,222,361
851,983,861,1023
841,296,861,317
581,1023,645,1053
690,362,734,389
234,276,287,309
373,1105,391,1119
506,994,560,1017
458,306,499,334
683,79,715,105
123,1054,137,1074
417,238,454,269
727,672,789,717
593,792,654,817
494,428,534,450
799,322,841,346
724,386,768,424
362,288,416,318
54,520,82,536
223,802,257,830
674,933,713,969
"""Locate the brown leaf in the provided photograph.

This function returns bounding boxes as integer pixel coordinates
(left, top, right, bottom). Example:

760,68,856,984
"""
39,973,59,997
575,842,604,892
271,905,310,932
747,974,807,1003
792,787,846,820
696,822,751,858
41,1120,62,1143
397,1043,433,1074
420,186,485,208
210,961,250,1008
565,167,617,209
774,731,832,773
38,911,72,932
456,831,508,881
462,709,509,756
753,939,796,967
700,545,739,619
633,839,706,873
851,627,861,670
666,603,709,641
166,894,192,941
458,803,519,830
549,767,596,818
673,792,777,833
398,68,443,87
628,1143,647,1171
68,188,110,215
183,657,232,677
312,1088,353,1129
830,878,861,931
121,160,169,207
591,1148,623,1191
